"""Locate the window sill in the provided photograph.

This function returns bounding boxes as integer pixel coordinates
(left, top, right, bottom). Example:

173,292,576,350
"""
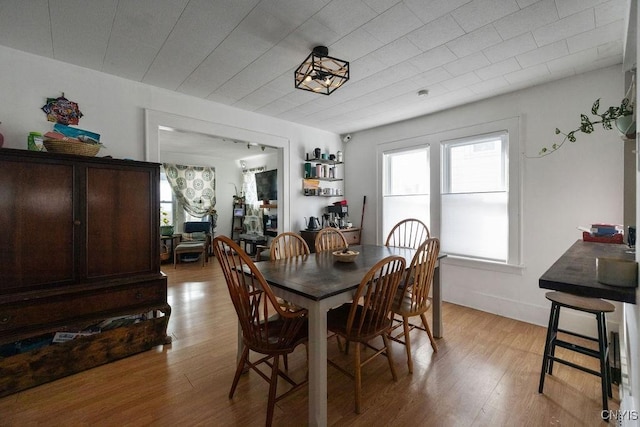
441,255,524,275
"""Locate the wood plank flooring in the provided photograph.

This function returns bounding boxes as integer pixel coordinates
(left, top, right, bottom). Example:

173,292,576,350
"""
0,256,619,426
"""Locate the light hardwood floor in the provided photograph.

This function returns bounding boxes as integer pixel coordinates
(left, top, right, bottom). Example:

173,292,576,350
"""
0,256,619,426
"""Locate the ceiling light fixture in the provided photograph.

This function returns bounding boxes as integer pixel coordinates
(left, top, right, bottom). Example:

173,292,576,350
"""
294,46,349,95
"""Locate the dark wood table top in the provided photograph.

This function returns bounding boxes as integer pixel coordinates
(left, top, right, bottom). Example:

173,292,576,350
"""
539,240,637,304
253,244,418,301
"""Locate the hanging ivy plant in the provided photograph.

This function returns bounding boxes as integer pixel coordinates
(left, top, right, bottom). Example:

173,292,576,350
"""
538,98,634,157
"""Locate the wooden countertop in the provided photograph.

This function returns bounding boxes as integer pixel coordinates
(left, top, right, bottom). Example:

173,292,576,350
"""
539,240,637,304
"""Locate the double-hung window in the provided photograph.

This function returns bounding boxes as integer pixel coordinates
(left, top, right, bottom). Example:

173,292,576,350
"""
441,131,509,262
382,146,430,239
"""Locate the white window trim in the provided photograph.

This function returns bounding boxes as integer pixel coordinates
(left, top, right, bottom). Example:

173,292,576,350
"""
377,117,523,270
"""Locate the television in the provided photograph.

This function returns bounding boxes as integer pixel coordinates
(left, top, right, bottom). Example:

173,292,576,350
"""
255,169,277,202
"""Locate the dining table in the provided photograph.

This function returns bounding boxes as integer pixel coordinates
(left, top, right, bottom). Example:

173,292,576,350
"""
250,244,445,427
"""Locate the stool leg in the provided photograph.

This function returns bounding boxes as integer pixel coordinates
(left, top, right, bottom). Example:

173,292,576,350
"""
600,314,612,398
596,313,611,410
539,302,559,393
547,302,561,376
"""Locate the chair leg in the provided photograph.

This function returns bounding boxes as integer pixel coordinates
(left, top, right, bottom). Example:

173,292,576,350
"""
230,345,250,398
266,355,280,427
354,342,362,414
383,334,398,382
419,313,438,353
402,316,413,373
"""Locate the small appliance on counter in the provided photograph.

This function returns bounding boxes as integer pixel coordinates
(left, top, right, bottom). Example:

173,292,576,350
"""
326,202,350,229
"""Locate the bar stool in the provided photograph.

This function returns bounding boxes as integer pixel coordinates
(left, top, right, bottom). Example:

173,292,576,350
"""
538,291,614,414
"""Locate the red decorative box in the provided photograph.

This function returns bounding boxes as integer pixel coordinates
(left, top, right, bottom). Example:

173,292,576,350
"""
582,231,624,244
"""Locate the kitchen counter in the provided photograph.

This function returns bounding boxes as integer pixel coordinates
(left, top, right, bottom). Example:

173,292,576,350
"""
539,240,637,303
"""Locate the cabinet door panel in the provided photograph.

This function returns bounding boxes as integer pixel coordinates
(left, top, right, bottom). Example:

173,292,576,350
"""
0,160,74,292
86,167,154,278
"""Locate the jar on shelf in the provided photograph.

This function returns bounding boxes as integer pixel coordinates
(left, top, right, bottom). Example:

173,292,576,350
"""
337,151,343,162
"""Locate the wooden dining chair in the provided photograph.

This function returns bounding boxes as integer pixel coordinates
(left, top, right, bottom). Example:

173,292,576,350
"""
212,235,309,427
390,238,440,373
269,232,310,260
314,227,348,252
326,255,406,414
385,218,430,249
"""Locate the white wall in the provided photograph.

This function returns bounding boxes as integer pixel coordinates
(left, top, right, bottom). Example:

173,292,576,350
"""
0,45,341,234
346,65,626,332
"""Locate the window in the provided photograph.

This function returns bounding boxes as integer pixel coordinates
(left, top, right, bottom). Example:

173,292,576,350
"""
441,131,508,262
160,171,174,225
382,146,430,239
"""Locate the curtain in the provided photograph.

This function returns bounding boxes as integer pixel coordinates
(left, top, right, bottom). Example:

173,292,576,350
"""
242,166,265,208
242,166,265,234
163,163,217,227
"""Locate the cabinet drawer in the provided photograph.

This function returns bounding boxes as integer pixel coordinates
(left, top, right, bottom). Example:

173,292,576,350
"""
0,280,166,335
343,229,361,246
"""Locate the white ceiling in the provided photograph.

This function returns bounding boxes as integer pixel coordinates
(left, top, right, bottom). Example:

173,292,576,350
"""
0,0,629,135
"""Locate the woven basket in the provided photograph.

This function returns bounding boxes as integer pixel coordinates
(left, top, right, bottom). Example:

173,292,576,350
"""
44,140,101,157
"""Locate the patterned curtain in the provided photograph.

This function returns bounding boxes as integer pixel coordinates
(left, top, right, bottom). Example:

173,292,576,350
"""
242,166,265,208
242,166,265,235
163,164,217,223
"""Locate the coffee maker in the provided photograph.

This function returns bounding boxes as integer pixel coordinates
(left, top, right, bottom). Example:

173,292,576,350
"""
326,204,349,229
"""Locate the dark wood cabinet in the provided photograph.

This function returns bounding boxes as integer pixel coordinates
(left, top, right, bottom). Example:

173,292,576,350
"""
0,148,169,396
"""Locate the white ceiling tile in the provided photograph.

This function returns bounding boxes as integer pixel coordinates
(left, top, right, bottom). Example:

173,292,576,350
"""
166,1,256,58
516,0,538,7
573,54,621,74
414,67,454,87
546,47,598,74
362,0,402,13
49,0,118,70
287,18,342,53
409,45,458,72
516,40,568,68
349,54,389,83
330,28,385,60
503,63,550,84
0,0,53,57
483,32,537,63
443,52,491,77
469,76,511,93
362,3,423,44
475,57,521,80
102,34,159,81
533,9,595,47
451,0,520,32
406,15,466,52
143,39,211,90
404,0,472,24
370,37,423,66
111,0,187,50
493,0,559,40
314,0,378,35
566,19,624,53
441,72,482,90
597,40,623,58
555,0,609,19
595,0,627,26
446,25,503,58
0,0,627,134
350,56,389,81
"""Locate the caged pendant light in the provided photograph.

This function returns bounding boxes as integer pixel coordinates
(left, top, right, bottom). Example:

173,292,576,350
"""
294,46,349,95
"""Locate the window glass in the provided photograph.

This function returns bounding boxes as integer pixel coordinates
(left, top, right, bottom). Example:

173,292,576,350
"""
382,147,429,239
441,132,508,261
